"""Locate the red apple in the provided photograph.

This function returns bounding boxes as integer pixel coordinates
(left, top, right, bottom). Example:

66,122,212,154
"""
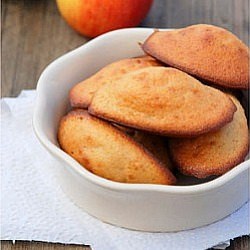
56,0,153,38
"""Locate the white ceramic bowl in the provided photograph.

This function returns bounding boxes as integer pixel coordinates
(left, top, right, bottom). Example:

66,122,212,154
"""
33,28,250,232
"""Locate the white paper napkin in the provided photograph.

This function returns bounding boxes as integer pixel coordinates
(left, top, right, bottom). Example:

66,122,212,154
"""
1,90,249,250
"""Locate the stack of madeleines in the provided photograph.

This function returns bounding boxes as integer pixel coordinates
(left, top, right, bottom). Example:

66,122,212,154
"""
58,24,249,185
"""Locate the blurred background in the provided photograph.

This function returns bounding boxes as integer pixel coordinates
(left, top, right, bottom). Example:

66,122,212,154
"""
2,0,249,98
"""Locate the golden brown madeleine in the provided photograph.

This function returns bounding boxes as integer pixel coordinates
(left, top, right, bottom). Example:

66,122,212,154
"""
113,125,173,170
58,110,176,185
142,24,249,89
69,55,163,108
131,131,174,171
169,96,249,178
89,67,237,137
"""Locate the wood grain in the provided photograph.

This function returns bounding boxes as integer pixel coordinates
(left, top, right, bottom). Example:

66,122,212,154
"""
1,0,87,97
1,0,249,249
1,236,250,250
1,241,91,250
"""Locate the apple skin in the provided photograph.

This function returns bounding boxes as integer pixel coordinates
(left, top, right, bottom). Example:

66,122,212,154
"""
56,0,153,38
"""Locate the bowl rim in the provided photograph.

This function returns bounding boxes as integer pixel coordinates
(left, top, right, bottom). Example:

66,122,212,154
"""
33,27,250,195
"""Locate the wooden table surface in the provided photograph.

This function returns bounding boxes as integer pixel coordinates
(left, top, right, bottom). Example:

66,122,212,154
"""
1,0,249,249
